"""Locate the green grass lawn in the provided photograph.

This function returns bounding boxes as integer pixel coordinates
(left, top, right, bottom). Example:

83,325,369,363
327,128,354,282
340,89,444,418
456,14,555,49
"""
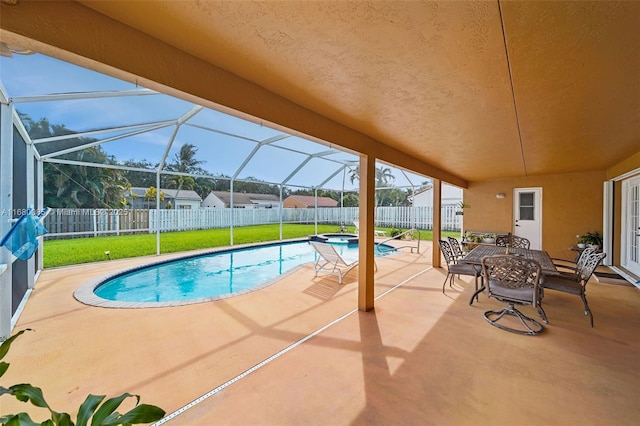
43,224,460,268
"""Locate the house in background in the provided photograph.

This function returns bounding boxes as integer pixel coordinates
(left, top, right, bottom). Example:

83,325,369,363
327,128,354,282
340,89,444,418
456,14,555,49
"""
283,195,338,208
202,191,281,209
409,184,463,207
125,187,202,210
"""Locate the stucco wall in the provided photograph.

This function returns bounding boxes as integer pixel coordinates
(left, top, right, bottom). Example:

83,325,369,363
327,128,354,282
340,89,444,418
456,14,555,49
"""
463,170,606,260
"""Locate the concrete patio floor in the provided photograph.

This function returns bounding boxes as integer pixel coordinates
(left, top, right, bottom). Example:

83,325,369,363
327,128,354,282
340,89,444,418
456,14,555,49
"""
3,241,640,425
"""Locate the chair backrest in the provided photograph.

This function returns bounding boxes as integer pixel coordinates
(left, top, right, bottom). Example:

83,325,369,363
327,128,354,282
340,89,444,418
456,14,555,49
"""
447,236,464,258
310,241,350,266
481,255,542,304
437,239,459,266
495,235,510,247
571,246,596,271
510,235,530,249
495,235,530,249
578,251,607,284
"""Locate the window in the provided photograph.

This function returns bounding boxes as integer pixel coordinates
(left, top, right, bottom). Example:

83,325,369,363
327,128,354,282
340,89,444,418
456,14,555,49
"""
519,192,535,220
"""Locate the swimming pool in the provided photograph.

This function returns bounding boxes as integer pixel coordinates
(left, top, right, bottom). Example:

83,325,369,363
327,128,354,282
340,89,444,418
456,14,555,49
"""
75,239,396,308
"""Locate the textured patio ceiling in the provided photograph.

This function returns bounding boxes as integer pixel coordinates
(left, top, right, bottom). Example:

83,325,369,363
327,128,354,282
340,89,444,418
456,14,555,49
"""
1,1,638,183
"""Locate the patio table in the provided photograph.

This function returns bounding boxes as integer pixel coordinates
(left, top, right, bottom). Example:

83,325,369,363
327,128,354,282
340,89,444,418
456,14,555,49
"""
461,244,559,305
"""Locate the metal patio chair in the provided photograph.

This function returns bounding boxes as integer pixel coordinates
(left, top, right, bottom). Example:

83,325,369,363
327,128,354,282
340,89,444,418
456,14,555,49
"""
542,251,606,327
481,255,547,335
437,239,482,300
447,236,465,259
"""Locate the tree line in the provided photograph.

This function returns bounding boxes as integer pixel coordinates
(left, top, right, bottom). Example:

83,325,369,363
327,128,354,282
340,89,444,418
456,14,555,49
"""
20,114,420,209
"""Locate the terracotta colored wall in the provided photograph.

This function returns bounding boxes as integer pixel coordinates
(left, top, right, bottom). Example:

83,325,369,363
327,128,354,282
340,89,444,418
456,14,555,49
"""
463,170,606,260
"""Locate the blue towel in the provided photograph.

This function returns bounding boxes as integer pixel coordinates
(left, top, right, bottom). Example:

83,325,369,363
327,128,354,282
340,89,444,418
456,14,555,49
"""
0,211,48,260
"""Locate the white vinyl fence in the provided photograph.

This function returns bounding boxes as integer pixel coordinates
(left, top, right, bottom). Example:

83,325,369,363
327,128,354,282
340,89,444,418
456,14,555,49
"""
43,205,462,239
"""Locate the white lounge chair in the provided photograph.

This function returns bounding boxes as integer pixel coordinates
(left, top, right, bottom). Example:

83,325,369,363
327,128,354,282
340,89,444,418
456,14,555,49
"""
310,241,359,284
353,221,386,237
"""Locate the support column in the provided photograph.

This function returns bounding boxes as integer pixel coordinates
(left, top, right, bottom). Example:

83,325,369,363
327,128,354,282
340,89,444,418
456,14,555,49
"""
230,179,234,245
358,155,375,311
278,185,283,240
0,98,14,339
155,171,161,255
432,179,442,268
25,138,35,289
36,159,44,274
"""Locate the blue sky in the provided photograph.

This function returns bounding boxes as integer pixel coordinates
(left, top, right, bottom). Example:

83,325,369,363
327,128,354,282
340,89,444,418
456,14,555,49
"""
1,53,432,191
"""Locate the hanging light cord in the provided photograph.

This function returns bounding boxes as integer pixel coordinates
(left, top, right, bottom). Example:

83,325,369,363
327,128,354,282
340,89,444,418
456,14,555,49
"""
497,0,528,176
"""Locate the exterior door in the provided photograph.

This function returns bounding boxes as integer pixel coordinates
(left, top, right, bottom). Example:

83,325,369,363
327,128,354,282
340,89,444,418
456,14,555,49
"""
513,188,542,250
622,176,640,277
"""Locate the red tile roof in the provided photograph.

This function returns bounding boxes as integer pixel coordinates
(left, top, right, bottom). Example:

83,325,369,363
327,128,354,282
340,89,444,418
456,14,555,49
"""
286,195,338,207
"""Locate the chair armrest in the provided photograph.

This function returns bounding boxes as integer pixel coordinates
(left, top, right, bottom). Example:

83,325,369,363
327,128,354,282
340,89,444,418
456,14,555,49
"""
551,258,577,270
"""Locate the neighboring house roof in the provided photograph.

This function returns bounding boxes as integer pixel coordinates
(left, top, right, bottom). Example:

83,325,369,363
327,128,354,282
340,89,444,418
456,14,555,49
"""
409,186,432,198
408,184,462,203
285,195,338,207
127,187,202,201
210,191,280,206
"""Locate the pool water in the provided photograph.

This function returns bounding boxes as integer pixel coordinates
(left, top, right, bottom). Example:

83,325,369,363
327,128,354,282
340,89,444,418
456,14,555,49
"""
94,241,395,303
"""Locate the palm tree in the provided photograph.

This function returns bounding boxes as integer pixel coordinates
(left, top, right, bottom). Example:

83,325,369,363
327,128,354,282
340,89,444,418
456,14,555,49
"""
348,165,396,206
169,144,205,173
166,144,205,208
43,147,128,208
348,165,395,188
166,175,196,208
375,166,395,187
24,114,130,208
145,186,166,209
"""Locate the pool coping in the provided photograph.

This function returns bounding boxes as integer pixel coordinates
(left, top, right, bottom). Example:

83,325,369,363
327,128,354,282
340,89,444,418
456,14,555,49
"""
73,238,311,309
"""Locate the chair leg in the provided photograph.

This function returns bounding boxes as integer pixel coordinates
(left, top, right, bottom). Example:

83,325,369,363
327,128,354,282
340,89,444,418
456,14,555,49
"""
484,303,544,335
537,302,548,324
581,292,594,327
442,273,450,294
469,275,485,306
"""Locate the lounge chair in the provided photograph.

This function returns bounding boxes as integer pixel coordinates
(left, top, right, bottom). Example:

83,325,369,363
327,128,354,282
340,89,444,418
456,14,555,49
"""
353,221,386,237
310,241,360,284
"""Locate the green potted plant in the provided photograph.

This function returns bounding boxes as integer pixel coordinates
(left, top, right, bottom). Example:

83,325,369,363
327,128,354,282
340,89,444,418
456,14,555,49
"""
579,231,603,249
481,233,497,244
455,202,470,215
